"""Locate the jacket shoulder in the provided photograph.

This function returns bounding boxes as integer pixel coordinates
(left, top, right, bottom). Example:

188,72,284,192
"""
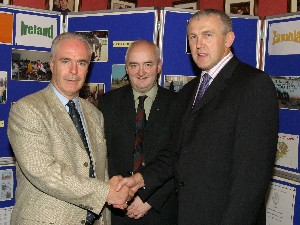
157,85,177,99
234,61,272,83
101,85,131,100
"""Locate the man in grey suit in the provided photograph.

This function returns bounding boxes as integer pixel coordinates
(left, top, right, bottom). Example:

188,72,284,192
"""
8,32,132,225
116,9,279,225
99,40,177,225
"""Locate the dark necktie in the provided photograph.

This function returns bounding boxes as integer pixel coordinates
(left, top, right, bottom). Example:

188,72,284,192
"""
133,95,147,173
67,100,96,225
193,73,211,111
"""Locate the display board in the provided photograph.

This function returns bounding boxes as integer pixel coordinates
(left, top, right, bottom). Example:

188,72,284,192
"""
262,13,300,174
67,8,158,93
0,4,62,212
159,7,261,89
2,6,297,224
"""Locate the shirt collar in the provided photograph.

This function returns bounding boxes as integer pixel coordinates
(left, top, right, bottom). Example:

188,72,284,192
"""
132,84,158,102
50,83,79,108
202,52,233,79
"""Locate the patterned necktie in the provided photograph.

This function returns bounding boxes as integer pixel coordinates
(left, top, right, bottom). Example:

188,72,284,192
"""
67,100,96,224
193,73,211,111
133,95,147,173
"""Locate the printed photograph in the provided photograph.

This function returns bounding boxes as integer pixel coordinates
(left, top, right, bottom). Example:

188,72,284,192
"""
276,133,299,170
225,0,256,16
111,64,129,90
173,0,198,10
11,49,51,82
271,76,300,110
75,30,108,62
0,71,7,104
0,170,13,201
0,0,11,4
79,83,105,107
229,2,250,15
109,0,136,9
47,0,79,12
164,75,196,92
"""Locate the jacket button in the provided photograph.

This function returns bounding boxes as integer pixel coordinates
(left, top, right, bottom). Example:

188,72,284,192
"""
179,182,184,187
174,152,178,157
81,220,85,224
127,171,133,175
83,162,89,167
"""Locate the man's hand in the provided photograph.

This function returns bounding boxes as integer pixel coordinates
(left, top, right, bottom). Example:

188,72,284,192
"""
106,176,134,209
115,173,144,194
126,196,151,219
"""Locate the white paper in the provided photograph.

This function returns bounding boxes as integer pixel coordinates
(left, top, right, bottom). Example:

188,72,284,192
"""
276,133,299,170
268,20,300,55
266,182,296,225
15,13,58,48
0,170,13,201
0,206,13,225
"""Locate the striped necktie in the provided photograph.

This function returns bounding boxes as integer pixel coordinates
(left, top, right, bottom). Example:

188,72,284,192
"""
133,95,147,172
193,73,211,111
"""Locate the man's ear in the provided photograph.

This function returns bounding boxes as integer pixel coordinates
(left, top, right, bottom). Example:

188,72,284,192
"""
225,31,235,48
157,61,162,74
49,57,54,73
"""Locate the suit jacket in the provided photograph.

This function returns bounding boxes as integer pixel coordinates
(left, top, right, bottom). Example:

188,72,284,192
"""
8,84,111,225
139,56,279,225
99,84,178,225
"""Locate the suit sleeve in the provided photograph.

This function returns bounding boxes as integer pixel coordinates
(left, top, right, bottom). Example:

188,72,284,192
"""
8,100,110,215
143,178,175,211
138,132,175,201
140,96,177,211
98,96,118,177
221,73,278,224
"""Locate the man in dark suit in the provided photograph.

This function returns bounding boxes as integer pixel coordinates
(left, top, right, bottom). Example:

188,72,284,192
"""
116,9,279,225
99,40,177,225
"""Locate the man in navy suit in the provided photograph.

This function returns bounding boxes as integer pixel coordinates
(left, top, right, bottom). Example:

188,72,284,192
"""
99,40,177,225
116,9,279,225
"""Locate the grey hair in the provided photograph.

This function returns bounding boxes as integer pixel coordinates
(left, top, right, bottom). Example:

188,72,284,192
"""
125,40,161,64
188,9,233,35
50,32,93,60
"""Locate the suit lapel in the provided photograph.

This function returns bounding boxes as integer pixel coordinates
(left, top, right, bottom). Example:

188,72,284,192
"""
121,86,136,134
79,99,96,152
191,57,240,114
182,77,200,122
44,85,85,150
146,86,164,129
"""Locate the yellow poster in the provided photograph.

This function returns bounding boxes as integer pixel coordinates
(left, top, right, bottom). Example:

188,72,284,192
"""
0,12,13,44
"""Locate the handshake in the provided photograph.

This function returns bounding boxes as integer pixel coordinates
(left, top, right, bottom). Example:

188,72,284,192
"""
106,173,144,209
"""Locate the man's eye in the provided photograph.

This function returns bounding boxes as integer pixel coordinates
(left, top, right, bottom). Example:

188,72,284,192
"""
62,60,69,64
78,62,87,66
189,35,195,40
130,65,138,69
